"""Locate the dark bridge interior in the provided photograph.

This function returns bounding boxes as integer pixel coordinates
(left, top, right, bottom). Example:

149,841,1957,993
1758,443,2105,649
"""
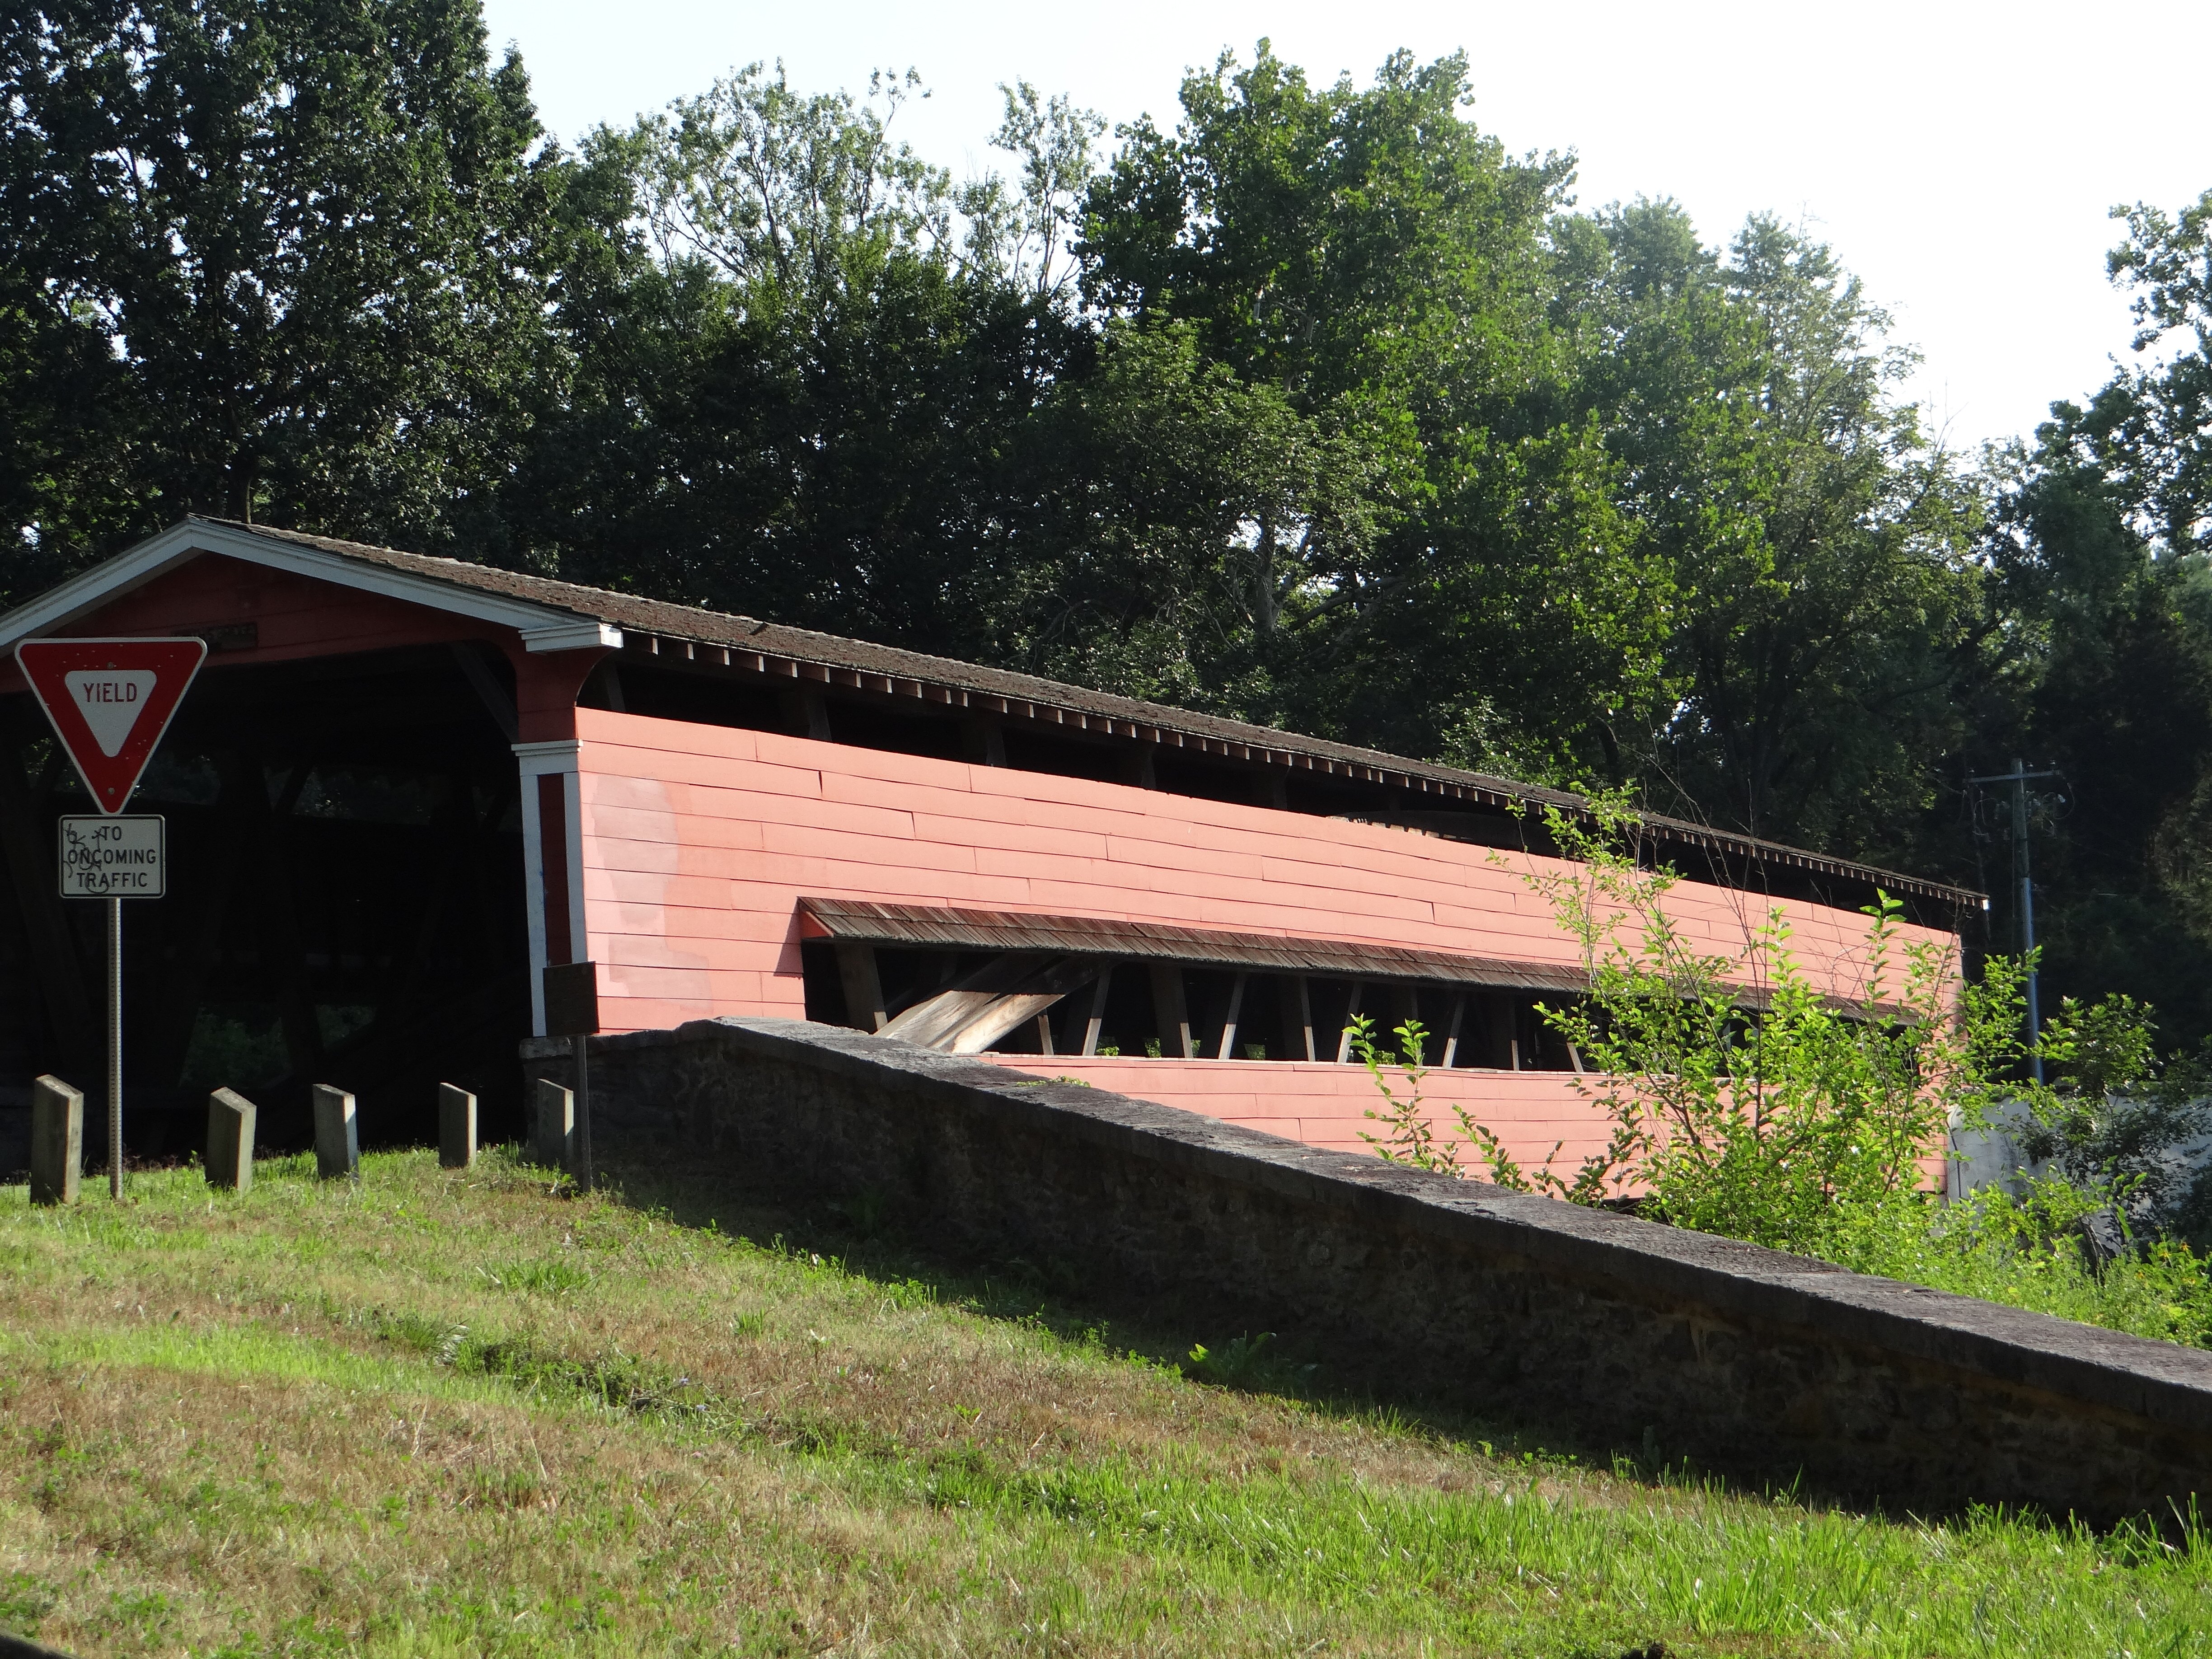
0,643,530,1165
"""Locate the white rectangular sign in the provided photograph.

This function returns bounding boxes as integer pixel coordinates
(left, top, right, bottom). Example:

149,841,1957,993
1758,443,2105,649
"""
59,815,164,898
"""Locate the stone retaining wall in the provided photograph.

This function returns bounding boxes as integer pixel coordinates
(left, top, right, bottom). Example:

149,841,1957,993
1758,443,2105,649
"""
525,1017,2212,1524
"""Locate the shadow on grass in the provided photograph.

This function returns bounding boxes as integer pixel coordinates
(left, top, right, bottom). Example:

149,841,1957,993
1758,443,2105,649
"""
590,1159,2212,1547
600,1161,1800,1512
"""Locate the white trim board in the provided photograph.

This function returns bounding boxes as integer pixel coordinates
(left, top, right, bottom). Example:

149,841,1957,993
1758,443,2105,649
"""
512,739,583,777
513,739,587,1036
517,758,550,1037
0,520,621,654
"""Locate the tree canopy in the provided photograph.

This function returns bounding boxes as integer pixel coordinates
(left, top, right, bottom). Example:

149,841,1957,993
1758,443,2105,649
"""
6,13,2211,1040
1,0,559,595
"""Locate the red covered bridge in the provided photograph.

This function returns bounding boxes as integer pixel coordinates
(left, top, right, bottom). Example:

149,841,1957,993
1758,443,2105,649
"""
0,518,1977,1165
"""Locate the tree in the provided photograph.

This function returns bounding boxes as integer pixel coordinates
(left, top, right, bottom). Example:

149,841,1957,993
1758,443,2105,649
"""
1073,43,1663,758
961,82,1104,307
1960,192,2212,1043
503,64,1104,660
0,0,561,593
997,316,1399,713
624,63,959,326
1551,202,1984,846
2064,190,2212,563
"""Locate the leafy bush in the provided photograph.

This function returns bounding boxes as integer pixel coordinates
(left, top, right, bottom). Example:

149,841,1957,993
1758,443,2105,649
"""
1822,1181,2212,1349
2016,995,2212,1233
1351,1012,1578,1192
1488,793,1989,1251
1349,1014,1448,1172
1353,790,2212,1346
1182,1332,1317,1394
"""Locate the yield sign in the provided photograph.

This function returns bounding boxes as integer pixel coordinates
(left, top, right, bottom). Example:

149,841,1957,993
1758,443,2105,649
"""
16,637,208,814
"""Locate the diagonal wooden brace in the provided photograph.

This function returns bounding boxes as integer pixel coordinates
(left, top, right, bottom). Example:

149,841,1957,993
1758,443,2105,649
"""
878,953,1101,1054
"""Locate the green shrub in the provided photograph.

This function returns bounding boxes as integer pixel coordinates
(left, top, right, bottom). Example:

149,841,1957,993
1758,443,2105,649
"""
1822,1181,2212,1348
1182,1332,1316,1394
1353,790,2212,1347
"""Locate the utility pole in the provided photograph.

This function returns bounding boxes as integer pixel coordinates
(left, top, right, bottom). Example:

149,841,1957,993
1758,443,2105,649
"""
1968,759,2059,1082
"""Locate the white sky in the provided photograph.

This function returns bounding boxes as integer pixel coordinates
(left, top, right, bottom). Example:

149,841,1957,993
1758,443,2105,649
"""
480,0,2212,457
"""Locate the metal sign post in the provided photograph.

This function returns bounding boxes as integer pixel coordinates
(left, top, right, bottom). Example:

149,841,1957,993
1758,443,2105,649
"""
543,961,600,1190
105,895,120,1197
59,815,165,1198
15,638,206,1198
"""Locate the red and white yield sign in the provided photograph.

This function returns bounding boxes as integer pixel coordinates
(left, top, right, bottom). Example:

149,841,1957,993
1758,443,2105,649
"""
15,638,208,813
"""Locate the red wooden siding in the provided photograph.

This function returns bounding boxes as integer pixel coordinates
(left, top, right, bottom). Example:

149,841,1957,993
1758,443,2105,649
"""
538,772,574,966
0,554,487,691
0,552,605,740
987,1055,1948,1191
572,705,1956,1030
990,1054,1610,1164
572,705,1962,1179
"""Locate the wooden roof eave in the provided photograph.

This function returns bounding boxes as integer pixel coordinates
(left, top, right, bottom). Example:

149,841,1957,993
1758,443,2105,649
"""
0,520,621,656
795,898,1915,1021
0,518,1982,910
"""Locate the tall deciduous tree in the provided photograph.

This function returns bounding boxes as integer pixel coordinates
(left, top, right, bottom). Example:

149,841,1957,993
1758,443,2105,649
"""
1957,191,2212,1041
504,64,1085,656
1578,207,1984,846
2064,191,2212,563
1069,50,1980,830
1071,43,1655,758
0,0,560,595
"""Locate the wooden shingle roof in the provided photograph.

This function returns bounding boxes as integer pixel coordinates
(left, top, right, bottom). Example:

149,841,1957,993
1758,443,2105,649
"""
1,517,1984,909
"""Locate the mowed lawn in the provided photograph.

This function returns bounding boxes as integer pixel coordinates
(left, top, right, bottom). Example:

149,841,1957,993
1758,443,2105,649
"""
1,1152,2207,1657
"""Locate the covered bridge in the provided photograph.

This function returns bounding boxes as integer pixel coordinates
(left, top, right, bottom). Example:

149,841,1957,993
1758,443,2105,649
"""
0,518,1977,1167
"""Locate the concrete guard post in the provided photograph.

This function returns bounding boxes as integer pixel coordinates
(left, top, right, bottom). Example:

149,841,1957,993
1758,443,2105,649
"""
29,1074,82,1206
533,1078,574,1173
205,1088,256,1191
438,1083,477,1170
310,1084,358,1181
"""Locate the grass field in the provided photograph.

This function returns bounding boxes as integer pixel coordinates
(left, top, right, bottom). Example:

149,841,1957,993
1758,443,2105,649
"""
2,1150,2209,1657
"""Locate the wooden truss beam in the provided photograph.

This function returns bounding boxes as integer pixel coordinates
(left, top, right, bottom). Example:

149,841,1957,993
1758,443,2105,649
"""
878,953,1100,1054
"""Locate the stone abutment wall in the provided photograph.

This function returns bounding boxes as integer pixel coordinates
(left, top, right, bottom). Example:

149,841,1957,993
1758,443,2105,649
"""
524,1017,2212,1525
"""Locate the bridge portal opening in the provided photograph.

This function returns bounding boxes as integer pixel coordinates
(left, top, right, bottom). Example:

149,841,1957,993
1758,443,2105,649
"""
0,643,530,1161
